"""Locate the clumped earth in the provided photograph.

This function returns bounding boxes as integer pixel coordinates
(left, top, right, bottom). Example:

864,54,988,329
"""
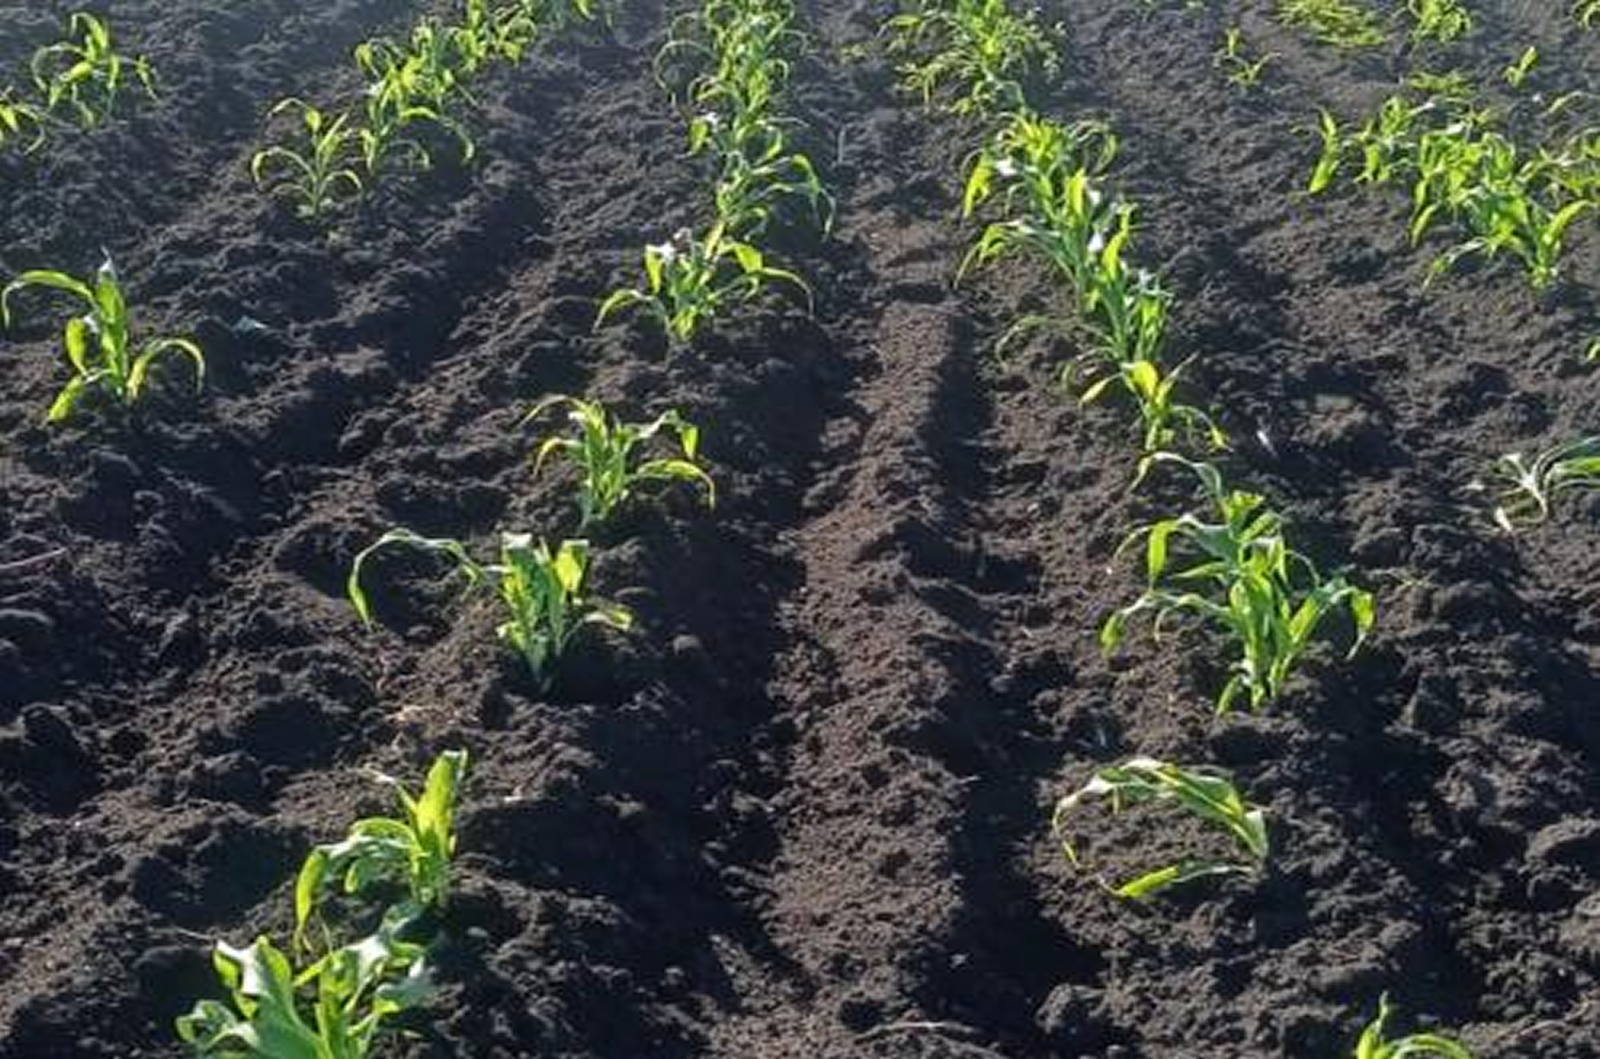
1,1,1597,1056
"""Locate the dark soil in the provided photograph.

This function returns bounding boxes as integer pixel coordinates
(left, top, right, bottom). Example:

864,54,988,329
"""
1,1,1597,1056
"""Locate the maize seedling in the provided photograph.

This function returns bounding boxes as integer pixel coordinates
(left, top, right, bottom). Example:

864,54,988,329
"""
598,223,811,347
1102,455,1375,713
1487,436,1600,532
1215,28,1274,90
30,12,155,129
526,395,715,529
884,0,1057,118
1354,995,1474,1058
1,257,204,424
0,91,46,153
252,100,366,219
1275,0,1386,47
296,750,468,952
1408,0,1472,43
1052,757,1269,900
176,924,430,1058
1502,46,1538,89
348,530,631,687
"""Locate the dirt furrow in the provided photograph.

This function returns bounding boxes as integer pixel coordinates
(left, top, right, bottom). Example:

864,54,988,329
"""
699,296,972,1054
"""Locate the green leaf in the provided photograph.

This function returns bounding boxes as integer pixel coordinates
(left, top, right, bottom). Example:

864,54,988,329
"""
46,374,91,423
63,317,92,376
2,269,93,328
1054,758,1269,901
551,540,588,595
293,849,330,953
1145,520,1173,584
130,337,206,400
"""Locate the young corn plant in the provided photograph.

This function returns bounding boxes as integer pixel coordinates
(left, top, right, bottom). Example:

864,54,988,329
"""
598,223,811,348
1275,0,1386,47
1215,29,1274,90
295,750,468,952
1307,98,1447,199
1009,312,1228,459
176,926,431,1059
961,114,1146,334
696,117,834,236
526,396,715,529
1102,455,1375,713
358,23,469,116
1412,128,1592,288
960,109,1122,265
661,0,825,233
252,100,366,219
348,530,631,687
459,0,606,66
30,12,155,129
1354,996,1474,1058
1541,126,1600,205
2,257,205,424
250,0,604,219
497,0,604,30
1579,0,1600,29
1100,357,1230,459
1405,69,1474,104
1052,757,1269,900
354,22,477,171
1306,110,1347,195
884,0,1058,118
1340,94,1438,189
1486,437,1600,532
456,0,539,71
1408,0,1471,43
0,91,46,154
449,0,604,72
1074,216,1178,380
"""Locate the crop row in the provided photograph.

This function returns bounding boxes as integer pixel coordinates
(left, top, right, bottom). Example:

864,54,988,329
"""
348,397,713,688
1181,5,1600,530
893,0,1375,713
598,0,831,345
166,2,796,1048
165,384,713,1054
1308,70,1598,291
239,2,831,1048
1267,0,1596,47
1189,2,1597,96
885,0,1478,1053
1,4,722,1055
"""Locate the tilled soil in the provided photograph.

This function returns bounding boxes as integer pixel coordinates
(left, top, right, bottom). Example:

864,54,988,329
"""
0,1,1596,1056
